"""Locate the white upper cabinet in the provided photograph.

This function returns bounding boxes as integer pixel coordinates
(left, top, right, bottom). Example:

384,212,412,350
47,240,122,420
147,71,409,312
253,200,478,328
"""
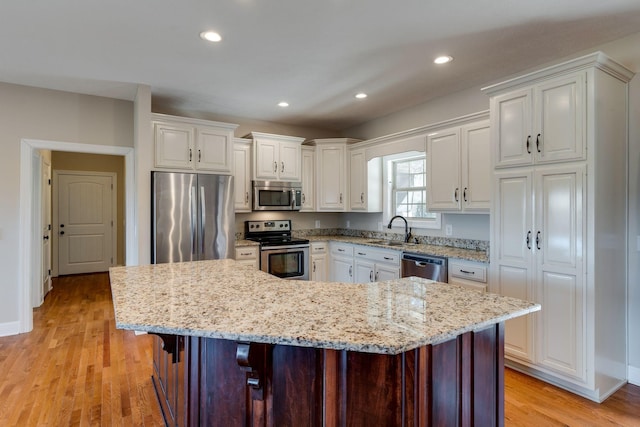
309,138,359,212
427,118,490,212
153,113,237,174
491,73,585,168
233,139,252,212
301,146,315,211
348,148,382,212
251,132,304,182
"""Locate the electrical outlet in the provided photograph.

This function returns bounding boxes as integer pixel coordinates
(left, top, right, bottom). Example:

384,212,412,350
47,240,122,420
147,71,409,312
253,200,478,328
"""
346,220,350,228
445,224,453,236
315,220,321,229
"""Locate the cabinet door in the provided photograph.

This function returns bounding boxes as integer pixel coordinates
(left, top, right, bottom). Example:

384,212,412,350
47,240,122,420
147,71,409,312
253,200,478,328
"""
331,256,353,282
311,254,326,281
317,145,346,211
491,88,533,168
301,148,315,211
254,139,279,180
534,165,585,381
375,265,400,282
354,259,375,283
155,122,195,169
534,73,586,164
349,149,366,210
492,169,535,362
278,141,301,181
196,127,232,173
233,142,251,212
427,128,461,211
461,121,491,211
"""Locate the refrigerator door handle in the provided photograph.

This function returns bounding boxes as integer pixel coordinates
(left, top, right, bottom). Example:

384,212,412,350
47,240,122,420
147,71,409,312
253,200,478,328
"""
191,185,197,257
200,185,206,257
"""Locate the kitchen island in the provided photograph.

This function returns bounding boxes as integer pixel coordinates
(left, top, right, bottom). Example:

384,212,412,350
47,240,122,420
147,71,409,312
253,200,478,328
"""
109,259,539,427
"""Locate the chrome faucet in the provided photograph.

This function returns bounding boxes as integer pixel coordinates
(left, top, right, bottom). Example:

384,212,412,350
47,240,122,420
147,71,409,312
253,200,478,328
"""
387,215,411,243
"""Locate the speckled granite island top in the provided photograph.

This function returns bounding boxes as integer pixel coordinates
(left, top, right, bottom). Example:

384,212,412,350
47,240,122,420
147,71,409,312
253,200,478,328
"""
109,259,539,355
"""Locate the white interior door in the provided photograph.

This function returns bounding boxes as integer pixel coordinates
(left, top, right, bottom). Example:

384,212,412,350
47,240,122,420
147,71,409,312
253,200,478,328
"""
41,158,52,297
56,171,116,275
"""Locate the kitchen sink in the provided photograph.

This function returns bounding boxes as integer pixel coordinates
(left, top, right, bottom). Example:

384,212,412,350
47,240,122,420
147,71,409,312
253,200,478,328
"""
366,240,406,247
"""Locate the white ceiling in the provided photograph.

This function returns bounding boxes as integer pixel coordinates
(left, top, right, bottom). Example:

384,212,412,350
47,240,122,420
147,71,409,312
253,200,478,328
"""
1,1,640,131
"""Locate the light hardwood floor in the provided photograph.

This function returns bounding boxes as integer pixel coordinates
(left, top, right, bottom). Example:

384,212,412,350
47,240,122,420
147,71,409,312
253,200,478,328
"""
0,273,638,426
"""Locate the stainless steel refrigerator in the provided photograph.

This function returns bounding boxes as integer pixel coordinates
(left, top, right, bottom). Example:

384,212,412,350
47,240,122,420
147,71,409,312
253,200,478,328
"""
152,171,234,264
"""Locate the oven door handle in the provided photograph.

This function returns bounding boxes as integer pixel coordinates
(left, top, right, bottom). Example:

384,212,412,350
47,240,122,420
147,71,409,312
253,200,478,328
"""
260,244,310,251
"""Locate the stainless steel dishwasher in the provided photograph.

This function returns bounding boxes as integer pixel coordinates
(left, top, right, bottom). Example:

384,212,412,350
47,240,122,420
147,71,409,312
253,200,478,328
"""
401,252,448,283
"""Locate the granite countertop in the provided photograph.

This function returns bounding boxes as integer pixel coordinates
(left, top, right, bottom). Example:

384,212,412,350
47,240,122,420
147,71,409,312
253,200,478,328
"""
109,259,538,355
234,239,260,248
301,236,488,263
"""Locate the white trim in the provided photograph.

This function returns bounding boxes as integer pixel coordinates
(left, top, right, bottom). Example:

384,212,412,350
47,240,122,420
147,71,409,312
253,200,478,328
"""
0,321,21,337
629,365,640,386
18,138,136,334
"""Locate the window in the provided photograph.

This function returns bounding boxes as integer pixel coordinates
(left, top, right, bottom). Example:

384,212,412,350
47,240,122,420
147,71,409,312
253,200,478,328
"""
384,152,440,229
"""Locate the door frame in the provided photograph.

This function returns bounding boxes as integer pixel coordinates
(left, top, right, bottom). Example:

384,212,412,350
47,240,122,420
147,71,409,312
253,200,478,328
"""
52,170,118,277
19,139,136,333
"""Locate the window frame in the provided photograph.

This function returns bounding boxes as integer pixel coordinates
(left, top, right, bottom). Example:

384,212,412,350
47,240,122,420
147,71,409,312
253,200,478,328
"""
383,152,441,230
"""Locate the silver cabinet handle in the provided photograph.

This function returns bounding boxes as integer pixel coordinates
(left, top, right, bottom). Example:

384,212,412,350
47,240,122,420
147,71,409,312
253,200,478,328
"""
454,188,459,202
240,252,252,256
245,192,249,204
463,187,468,202
460,270,475,275
273,161,278,173
357,252,366,256
536,134,542,153
338,248,345,252
198,149,202,162
526,135,531,154
536,231,541,250
339,193,343,203
302,193,306,204
383,256,393,260
369,271,373,282
375,272,379,281
313,261,316,272
189,148,193,162
349,266,352,277
360,192,364,203
526,231,532,250
281,161,285,173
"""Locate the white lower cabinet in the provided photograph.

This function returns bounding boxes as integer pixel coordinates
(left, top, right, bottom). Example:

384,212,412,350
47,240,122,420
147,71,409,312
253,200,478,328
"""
353,245,400,283
330,242,354,282
448,259,488,292
310,241,327,281
235,246,259,269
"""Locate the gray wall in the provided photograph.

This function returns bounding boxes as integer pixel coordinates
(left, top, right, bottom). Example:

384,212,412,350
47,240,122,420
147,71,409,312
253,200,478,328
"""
0,82,133,326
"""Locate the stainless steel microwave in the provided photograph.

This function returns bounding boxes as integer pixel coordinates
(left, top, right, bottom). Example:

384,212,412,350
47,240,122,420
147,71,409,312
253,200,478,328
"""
252,181,302,211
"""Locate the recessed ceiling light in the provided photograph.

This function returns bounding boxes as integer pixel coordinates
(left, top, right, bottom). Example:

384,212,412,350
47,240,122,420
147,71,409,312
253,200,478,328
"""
200,31,222,42
355,93,367,99
278,101,289,107
434,55,453,65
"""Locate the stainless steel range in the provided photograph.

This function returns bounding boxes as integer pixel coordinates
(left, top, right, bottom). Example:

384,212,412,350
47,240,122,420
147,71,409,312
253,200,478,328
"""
245,220,309,280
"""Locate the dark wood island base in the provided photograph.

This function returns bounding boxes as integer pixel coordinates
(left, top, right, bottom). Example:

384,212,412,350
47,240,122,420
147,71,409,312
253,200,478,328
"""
151,323,505,427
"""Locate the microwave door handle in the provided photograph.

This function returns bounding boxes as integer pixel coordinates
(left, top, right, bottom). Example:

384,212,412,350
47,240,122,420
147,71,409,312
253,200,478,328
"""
291,189,296,210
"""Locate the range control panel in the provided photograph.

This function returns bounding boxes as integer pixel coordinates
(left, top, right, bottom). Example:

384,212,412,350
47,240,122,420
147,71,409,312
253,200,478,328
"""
246,220,291,233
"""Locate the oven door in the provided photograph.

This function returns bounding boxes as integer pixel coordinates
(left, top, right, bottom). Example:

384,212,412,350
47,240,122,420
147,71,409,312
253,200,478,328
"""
261,244,309,280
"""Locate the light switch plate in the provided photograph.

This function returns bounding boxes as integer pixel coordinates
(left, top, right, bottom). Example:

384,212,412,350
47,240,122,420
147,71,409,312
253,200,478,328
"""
445,224,453,236
346,220,350,228
315,220,321,228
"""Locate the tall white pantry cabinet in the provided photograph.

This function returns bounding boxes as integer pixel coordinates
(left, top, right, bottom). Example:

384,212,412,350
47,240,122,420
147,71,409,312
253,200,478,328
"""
483,52,634,402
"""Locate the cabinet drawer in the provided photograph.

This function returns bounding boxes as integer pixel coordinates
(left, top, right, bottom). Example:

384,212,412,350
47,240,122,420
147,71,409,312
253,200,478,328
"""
235,247,259,260
449,261,487,283
354,246,400,266
330,242,353,257
311,242,328,254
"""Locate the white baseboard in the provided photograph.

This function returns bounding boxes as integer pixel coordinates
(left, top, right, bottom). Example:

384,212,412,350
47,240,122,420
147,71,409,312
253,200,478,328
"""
629,365,640,386
0,321,21,337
